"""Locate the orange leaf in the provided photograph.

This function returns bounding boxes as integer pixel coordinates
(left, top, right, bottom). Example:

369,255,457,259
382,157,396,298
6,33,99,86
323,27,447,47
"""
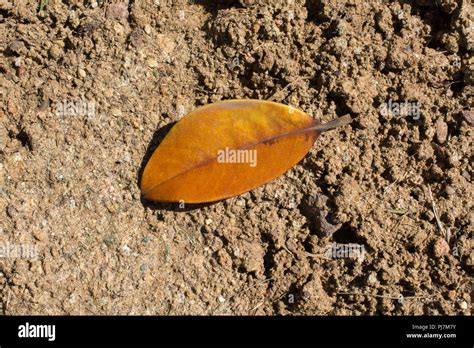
140,100,350,203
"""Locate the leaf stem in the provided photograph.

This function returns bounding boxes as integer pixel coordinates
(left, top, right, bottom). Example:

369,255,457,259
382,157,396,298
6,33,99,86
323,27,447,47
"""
312,114,352,133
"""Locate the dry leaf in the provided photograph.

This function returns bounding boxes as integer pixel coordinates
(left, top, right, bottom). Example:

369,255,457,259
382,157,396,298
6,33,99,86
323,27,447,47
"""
141,100,350,203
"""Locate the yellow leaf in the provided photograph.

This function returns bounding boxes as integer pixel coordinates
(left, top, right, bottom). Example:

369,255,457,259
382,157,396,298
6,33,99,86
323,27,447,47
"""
141,100,350,203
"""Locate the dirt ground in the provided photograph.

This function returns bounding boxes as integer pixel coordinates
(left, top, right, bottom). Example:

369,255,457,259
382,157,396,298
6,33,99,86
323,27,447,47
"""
0,0,472,315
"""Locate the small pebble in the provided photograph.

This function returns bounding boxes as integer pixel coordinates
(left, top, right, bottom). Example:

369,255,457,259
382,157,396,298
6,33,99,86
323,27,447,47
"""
106,2,129,19
13,152,22,161
435,118,448,144
122,152,131,163
8,40,25,54
111,108,122,117
461,110,473,125
13,57,22,67
146,58,159,68
69,293,77,304
367,273,378,286
49,44,62,59
33,229,48,242
176,105,186,118
433,238,450,258
6,205,17,218
445,186,455,196
459,301,467,310
122,244,131,255
424,210,435,221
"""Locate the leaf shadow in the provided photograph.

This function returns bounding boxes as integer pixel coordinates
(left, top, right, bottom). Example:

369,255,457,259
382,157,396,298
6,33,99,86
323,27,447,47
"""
137,122,217,212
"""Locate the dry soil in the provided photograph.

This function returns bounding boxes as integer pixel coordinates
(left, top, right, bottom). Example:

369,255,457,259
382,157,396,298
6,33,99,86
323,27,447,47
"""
0,0,473,315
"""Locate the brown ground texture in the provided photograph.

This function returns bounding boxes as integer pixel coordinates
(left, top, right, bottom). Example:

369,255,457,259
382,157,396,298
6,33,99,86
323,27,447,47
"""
0,0,473,315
